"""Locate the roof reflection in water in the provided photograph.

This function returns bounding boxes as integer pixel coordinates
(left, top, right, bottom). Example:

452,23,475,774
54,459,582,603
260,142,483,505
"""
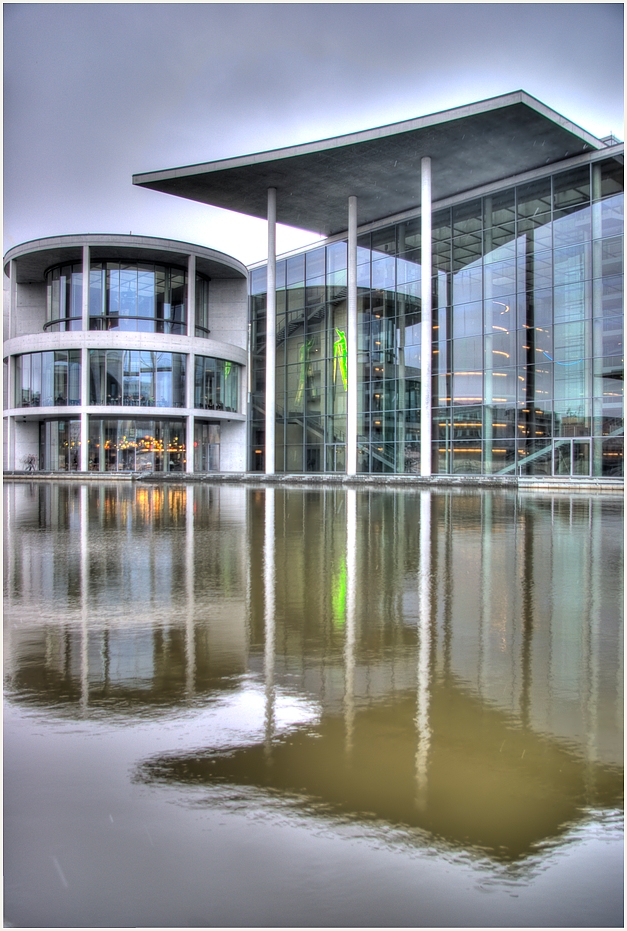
4,480,623,863
138,681,622,861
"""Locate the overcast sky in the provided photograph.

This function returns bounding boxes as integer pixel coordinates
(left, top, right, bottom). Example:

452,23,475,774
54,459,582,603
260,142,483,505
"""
4,2,624,266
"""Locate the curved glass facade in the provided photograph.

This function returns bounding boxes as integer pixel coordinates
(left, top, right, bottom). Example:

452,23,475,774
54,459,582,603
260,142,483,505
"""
195,275,210,337
15,351,81,407
88,261,187,334
45,265,83,332
89,350,186,407
194,355,239,412
88,418,186,472
44,260,212,337
250,157,624,476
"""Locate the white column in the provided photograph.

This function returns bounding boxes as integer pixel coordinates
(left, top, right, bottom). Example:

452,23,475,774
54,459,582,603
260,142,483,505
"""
591,163,603,474
265,188,277,475
483,203,493,475
347,196,358,475
187,253,196,338
81,245,90,331
420,157,432,477
80,247,90,472
7,355,15,469
397,223,407,473
6,414,14,470
80,413,89,471
80,347,89,472
186,352,195,473
263,487,276,757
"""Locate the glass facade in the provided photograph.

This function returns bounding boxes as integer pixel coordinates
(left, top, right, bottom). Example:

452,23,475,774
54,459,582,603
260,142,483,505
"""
45,264,83,332
194,421,220,471
195,275,211,337
44,260,212,337
89,350,186,407
40,419,81,471
194,356,239,413
88,261,187,334
88,419,186,472
250,157,623,477
15,351,81,407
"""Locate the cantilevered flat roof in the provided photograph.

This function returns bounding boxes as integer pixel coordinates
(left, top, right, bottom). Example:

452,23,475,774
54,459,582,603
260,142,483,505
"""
133,91,603,237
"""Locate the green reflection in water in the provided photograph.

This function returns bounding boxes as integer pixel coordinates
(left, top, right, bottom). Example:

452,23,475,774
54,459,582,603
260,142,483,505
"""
331,557,347,628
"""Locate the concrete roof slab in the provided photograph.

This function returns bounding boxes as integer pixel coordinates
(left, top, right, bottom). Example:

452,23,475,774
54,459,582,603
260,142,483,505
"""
133,92,603,236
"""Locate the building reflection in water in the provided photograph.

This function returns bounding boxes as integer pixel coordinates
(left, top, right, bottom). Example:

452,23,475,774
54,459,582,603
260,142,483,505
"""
3,481,623,861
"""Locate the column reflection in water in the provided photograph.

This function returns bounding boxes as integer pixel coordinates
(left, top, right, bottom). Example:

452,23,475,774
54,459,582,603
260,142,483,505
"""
415,489,432,809
185,486,195,697
344,488,357,755
264,487,276,757
585,497,599,796
478,493,492,699
80,484,89,713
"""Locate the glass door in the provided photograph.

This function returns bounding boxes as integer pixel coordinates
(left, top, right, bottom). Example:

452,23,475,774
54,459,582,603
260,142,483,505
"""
325,444,346,472
553,438,590,477
553,439,571,475
572,439,591,476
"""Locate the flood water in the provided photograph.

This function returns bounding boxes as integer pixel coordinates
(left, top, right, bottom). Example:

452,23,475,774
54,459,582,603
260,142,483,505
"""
3,481,624,928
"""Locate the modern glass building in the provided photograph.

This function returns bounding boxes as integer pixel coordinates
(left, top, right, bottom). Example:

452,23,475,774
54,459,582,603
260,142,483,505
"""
5,94,623,480
134,91,623,480
3,235,248,472
248,158,623,476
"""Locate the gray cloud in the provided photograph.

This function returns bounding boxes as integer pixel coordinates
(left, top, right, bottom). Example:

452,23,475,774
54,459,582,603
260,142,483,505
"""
4,3,624,264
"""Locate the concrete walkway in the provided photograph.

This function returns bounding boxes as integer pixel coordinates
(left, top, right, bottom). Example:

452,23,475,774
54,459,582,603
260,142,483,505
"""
4,470,624,493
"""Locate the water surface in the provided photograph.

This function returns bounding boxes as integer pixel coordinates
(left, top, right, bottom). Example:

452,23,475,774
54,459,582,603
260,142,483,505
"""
4,481,623,927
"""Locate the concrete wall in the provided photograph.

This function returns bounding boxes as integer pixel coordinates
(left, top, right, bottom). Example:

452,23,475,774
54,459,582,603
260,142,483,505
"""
4,273,10,343
15,283,46,337
12,420,40,469
208,279,248,351
220,420,247,472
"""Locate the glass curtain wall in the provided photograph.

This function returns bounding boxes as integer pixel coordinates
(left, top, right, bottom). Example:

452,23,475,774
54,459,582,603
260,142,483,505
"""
194,356,239,412
432,158,623,477
250,157,623,476
40,420,81,470
45,265,83,332
195,274,211,337
15,351,81,407
272,243,349,472
194,421,220,471
88,262,186,334
250,268,267,470
89,350,186,407
88,419,186,472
